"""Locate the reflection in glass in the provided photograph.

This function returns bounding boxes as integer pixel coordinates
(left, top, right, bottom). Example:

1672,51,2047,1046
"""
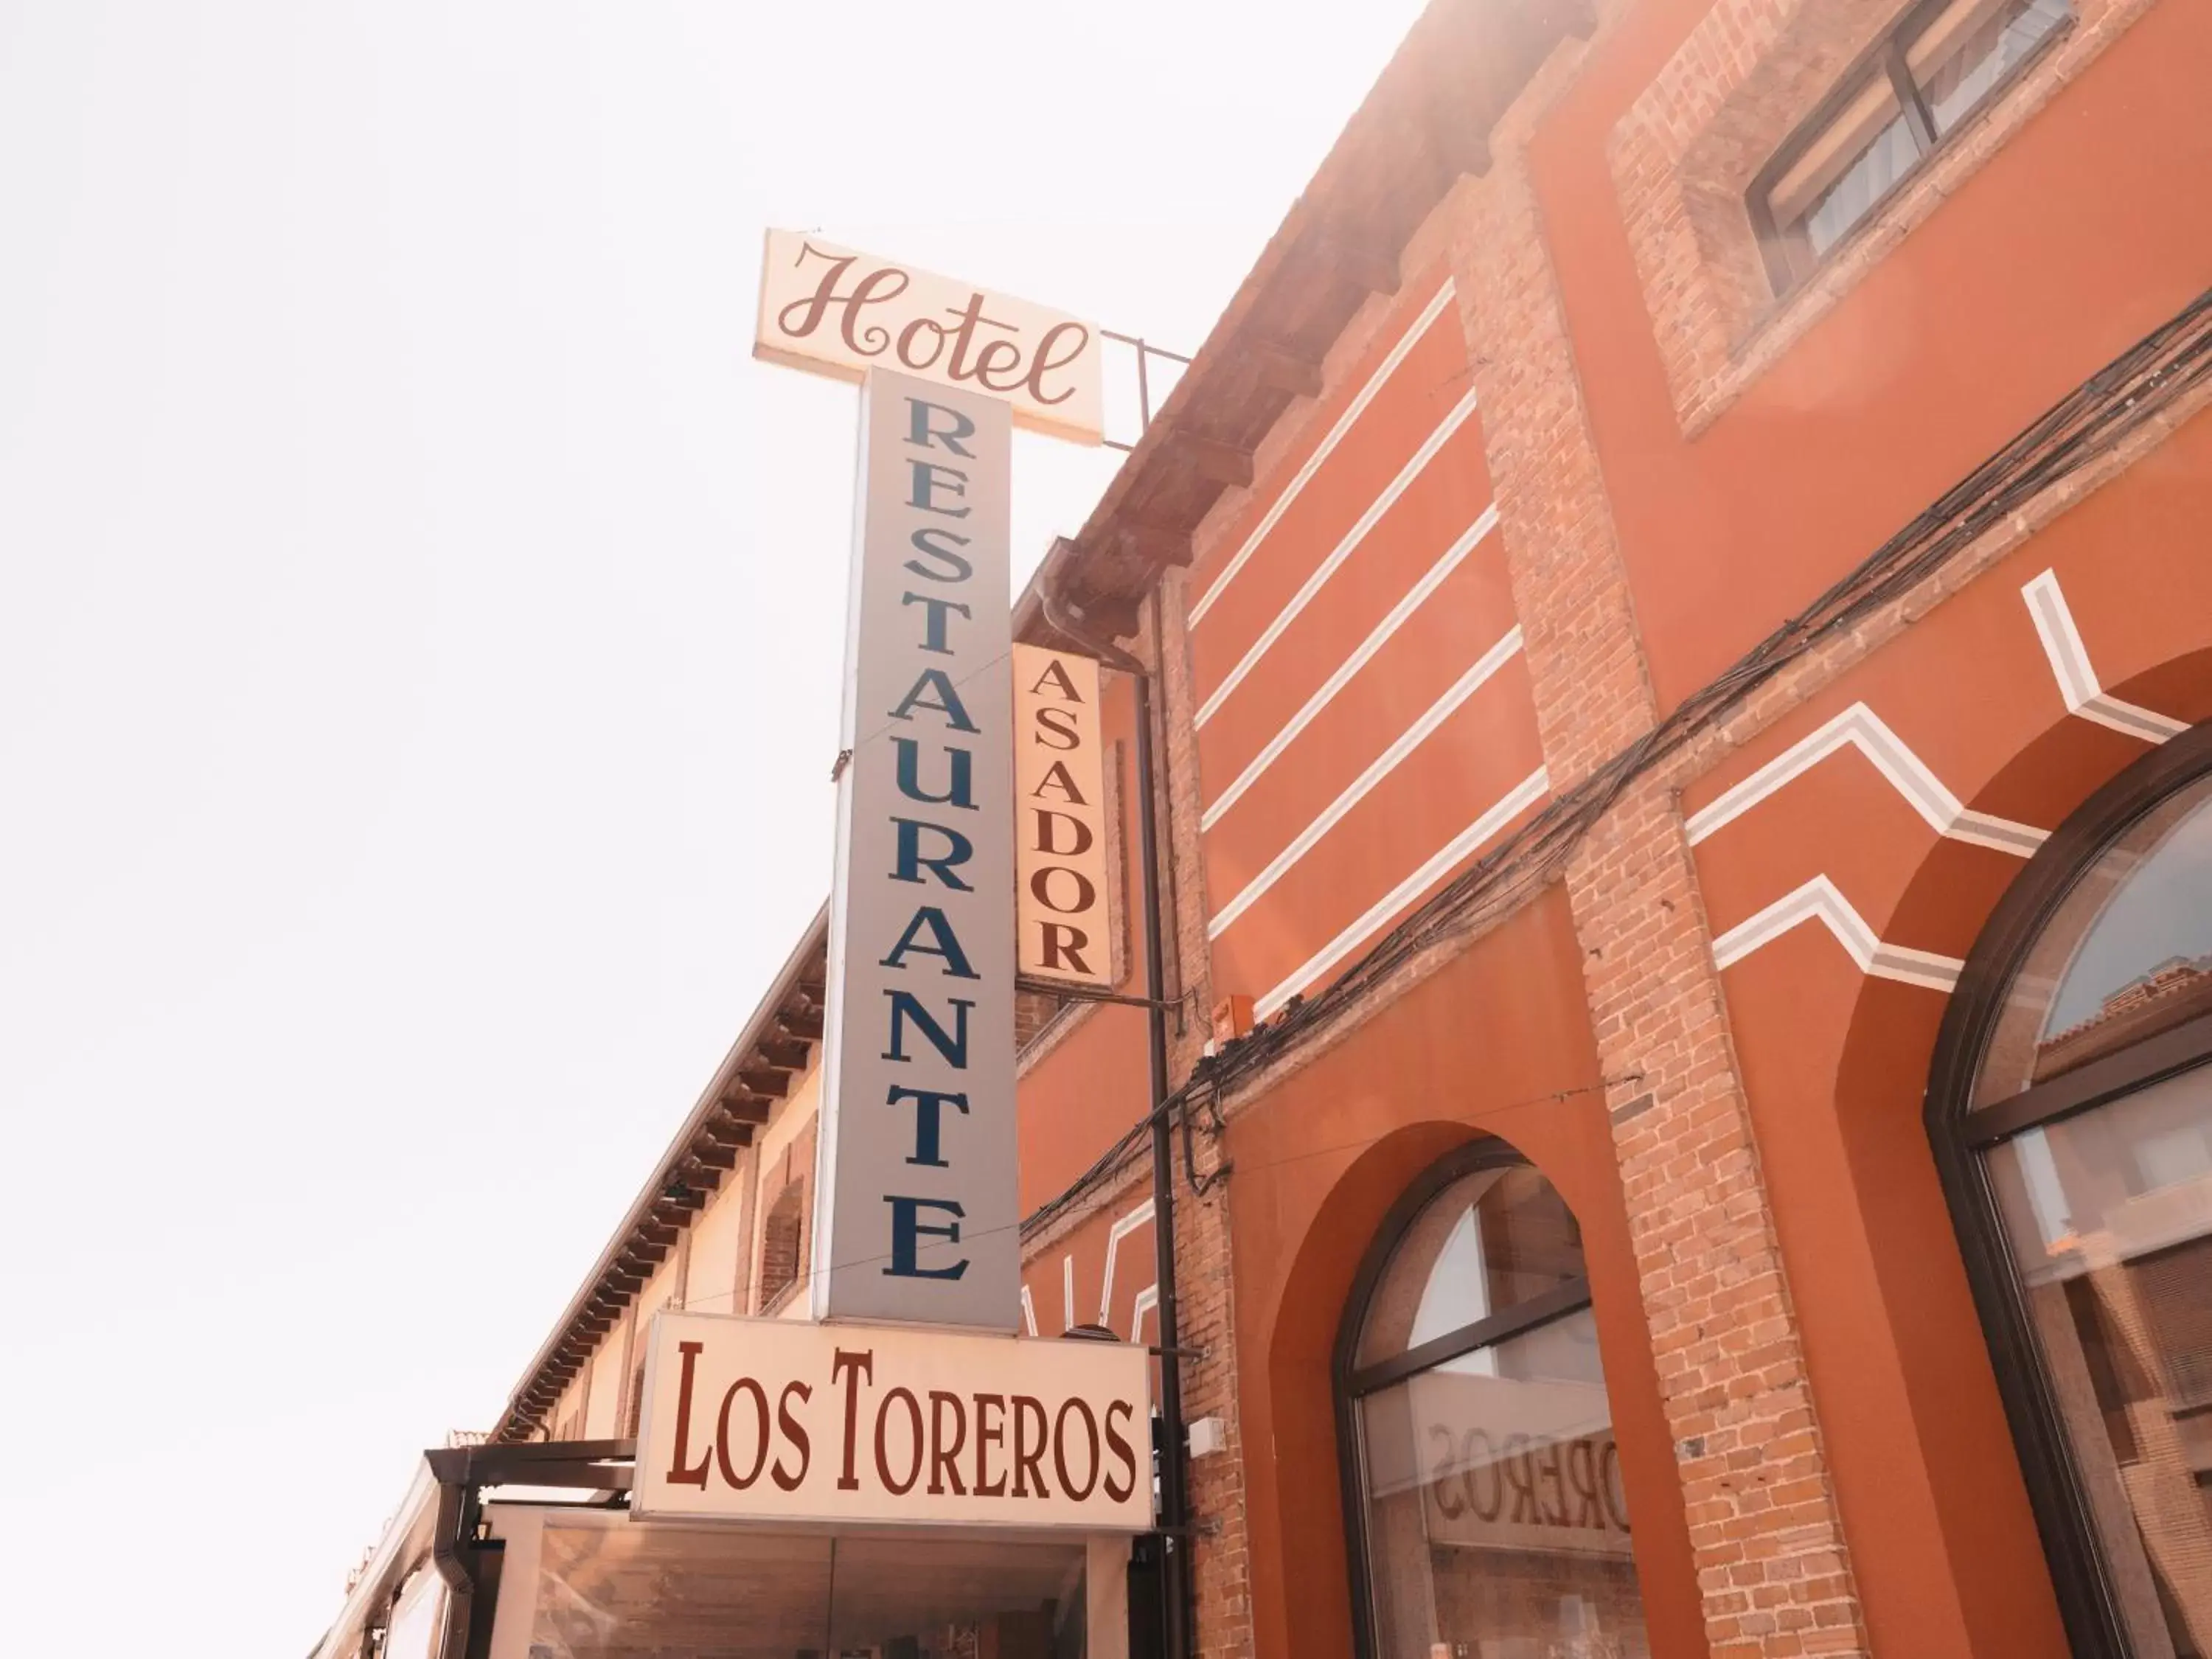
1969,762,2212,1654
518,1519,1087,1659
1349,1160,1646,1658
1916,0,2069,135
1800,105,1919,259
1987,1063,2212,1656
1357,1166,1586,1369
1360,1310,1643,1659
1763,0,2071,282
1975,776,2212,1107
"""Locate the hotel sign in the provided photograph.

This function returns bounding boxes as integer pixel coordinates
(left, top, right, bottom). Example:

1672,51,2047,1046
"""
1012,644,1115,989
813,369,1020,1329
635,1311,1152,1531
755,232,1105,445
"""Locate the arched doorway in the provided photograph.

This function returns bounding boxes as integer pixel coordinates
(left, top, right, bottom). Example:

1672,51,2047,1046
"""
1930,720,2212,1658
1334,1138,1648,1659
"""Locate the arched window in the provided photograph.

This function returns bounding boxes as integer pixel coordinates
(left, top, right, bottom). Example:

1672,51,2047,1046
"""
1930,723,2212,1659
1336,1141,1648,1659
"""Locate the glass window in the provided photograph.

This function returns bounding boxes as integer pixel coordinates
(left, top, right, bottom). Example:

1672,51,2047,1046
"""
1354,1164,1588,1369
1954,765,2212,1655
1753,0,2070,289
757,1179,807,1311
1343,1153,1648,1659
1913,0,2071,134
1974,777,2212,1106
509,1514,1088,1659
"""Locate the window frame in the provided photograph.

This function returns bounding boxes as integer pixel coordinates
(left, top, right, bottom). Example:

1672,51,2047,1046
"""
1331,1138,1599,1659
1748,0,2074,294
756,1178,807,1313
1926,717,2212,1659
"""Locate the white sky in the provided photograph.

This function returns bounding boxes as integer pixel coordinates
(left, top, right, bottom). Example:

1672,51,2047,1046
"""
0,4,1425,1652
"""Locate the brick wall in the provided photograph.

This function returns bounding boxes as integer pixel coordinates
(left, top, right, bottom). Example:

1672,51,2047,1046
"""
1146,58,1891,1654
1018,5,2212,1656
1439,106,1873,1654
1611,0,2163,434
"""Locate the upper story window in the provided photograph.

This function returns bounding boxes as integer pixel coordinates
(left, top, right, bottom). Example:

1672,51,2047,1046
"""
1751,0,2070,291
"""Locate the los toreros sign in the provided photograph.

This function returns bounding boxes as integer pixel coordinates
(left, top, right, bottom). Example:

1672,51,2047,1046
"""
635,1310,1152,1531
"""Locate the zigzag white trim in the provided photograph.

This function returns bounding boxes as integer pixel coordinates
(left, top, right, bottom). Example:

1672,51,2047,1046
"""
1710,875,1964,990
1686,703,2046,855
1254,768,1550,1019
1190,281,1458,626
1131,1284,1160,1343
1203,505,1503,832
1197,385,1485,727
1209,627,1525,939
1098,1197,1155,1327
2023,571,2188,743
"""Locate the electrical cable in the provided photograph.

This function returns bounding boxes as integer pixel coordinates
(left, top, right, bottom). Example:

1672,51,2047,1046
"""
512,287,2212,1434
1015,282,2212,1242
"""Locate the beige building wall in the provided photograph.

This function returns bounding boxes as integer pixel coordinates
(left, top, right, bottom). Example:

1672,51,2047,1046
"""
625,1252,681,1429
522,1060,822,1442
543,1058,823,1439
582,1308,630,1438
747,1061,820,1319
549,1368,589,1440
685,1153,751,1318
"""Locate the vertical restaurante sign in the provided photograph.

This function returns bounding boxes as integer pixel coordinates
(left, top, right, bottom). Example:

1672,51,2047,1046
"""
1012,644,1114,988
635,1311,1152,1529
754,232,1105,445
813,369,1020,1329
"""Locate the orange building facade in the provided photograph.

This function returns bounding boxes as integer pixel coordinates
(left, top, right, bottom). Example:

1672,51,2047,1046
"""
1016,0,2212,1655
314,2,2212,1658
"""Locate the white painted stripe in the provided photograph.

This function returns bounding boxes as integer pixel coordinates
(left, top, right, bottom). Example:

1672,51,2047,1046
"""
1196,384,1484,728
1253,768,1550,1020
1710,874,1963,990
2024,572,2097,708
1686,702,2046,856
2023,570,2188,742
1209,628,1525,939
1098,1197,1155,1326
1062,1254,1076,1330
2078,697,2190,743
1190,282,1458,627
1202,505,1502,832
1712,875,1876,969
1871,942,1966,991
1130,1284,1159,1343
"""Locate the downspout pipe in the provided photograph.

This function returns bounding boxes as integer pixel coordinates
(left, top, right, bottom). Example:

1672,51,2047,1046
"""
1039,565,1192,1659
425,1450,481,1659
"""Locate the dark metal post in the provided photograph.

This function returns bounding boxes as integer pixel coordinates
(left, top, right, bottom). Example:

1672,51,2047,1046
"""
1133,666,1192,1659
1038,573,1189,1659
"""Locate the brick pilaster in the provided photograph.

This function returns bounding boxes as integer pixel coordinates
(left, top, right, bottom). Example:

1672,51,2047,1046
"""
1442,131,1872,1658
